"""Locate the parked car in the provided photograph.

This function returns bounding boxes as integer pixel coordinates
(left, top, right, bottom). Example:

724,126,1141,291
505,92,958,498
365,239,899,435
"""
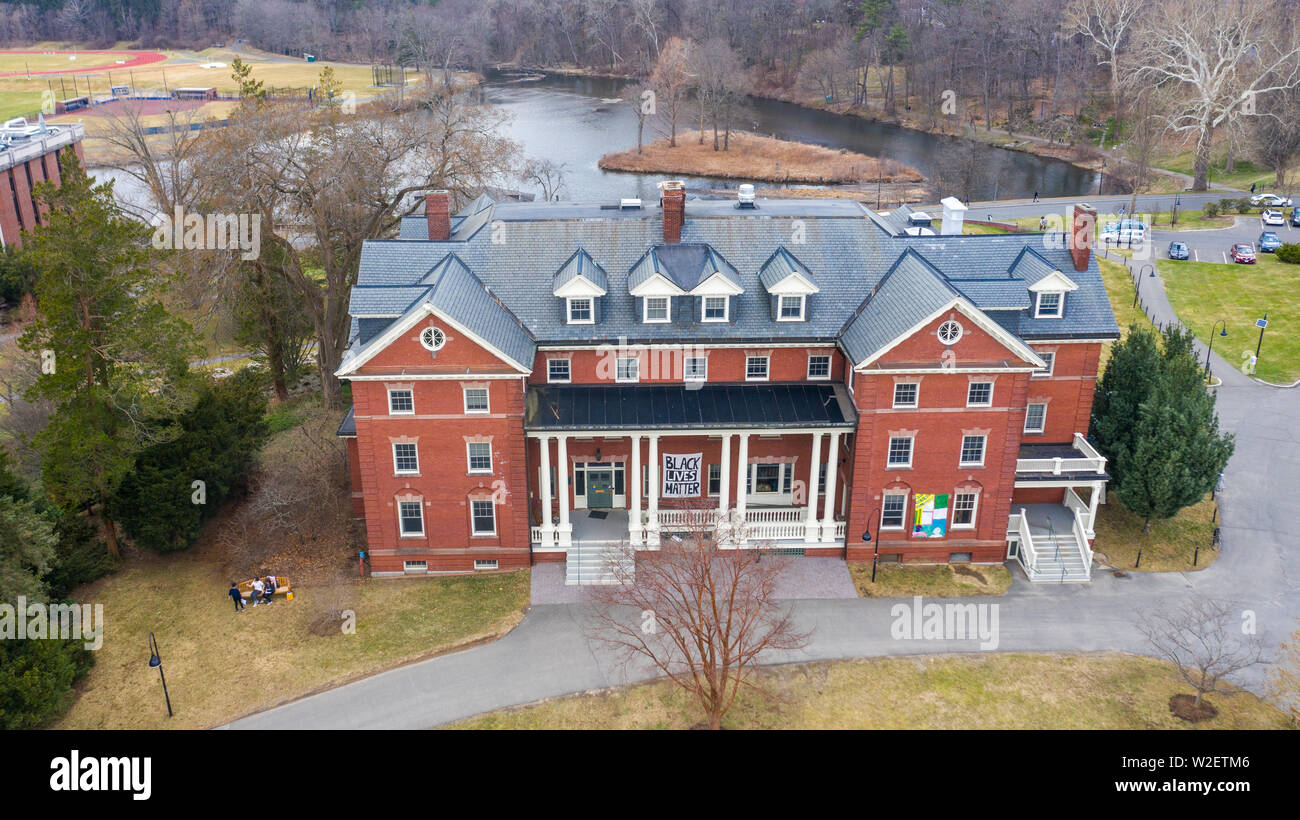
1291,209,1300,227
1167,241,1190,260
1099,218,1147,245
1259,232,1283,252
1250,193,1293,208
1262,209,1285,226
1231,243,1257,263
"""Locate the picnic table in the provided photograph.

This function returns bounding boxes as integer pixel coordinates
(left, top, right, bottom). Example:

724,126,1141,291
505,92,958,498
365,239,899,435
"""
238,577,292,600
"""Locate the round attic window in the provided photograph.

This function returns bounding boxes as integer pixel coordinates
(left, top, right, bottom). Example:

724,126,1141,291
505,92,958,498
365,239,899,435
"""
937,320,963,345
420,326,446,351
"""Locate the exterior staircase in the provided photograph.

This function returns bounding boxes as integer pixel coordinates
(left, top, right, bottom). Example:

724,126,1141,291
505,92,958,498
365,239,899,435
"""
565,542,634,586
1012,507,1093,583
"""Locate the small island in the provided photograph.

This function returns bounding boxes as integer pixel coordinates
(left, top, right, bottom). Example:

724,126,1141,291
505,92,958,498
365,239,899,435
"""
599,130,924,186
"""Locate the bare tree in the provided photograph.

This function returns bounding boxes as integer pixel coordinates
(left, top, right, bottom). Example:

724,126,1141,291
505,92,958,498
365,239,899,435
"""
1131,0,1300,191
1246,88,1300,193
623,82,654,154
1267,620,1300,725
1066,0,1146,112
1137,596,1264,719
523,157,567,201
588,504,809,730
97,101,208,219
650,36,694,148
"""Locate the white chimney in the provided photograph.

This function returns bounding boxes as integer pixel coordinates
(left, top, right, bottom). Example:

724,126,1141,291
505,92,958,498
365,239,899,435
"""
940,196,967,236
737,183,756,207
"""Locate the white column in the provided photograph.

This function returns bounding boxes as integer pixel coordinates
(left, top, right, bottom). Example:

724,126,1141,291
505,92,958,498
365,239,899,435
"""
646,433,660,546
629,433,643,546
1087,481,1102,537
733,432,749,542
821,431,841,541
804,431,823,542
538,435,554,545
556,434,572,547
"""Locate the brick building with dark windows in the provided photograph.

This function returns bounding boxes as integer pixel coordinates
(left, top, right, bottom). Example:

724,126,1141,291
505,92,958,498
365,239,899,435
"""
336,185,1117,584
0,118,85,249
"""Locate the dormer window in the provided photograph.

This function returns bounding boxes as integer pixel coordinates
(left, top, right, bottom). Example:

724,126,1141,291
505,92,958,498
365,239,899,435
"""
644,296,671,323
567,297,593,324
1035,291,1063,318
702,295,729,322
778,294,806,321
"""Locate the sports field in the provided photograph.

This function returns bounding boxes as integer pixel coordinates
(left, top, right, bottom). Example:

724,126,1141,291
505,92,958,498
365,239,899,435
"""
0,48,168,77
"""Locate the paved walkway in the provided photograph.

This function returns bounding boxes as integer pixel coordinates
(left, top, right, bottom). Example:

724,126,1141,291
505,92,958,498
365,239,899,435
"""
224,255,1299,730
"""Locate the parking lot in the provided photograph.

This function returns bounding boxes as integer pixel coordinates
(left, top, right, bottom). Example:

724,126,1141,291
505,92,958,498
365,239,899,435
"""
1148,214,1299,263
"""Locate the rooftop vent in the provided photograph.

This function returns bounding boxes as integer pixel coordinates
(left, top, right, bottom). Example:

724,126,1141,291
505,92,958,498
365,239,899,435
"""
907,211,933,227
737,184,756,209
619,198,642,210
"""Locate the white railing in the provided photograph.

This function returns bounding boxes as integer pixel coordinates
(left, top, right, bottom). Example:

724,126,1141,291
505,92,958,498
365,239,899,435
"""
1071,432,1108,475
1016,432,1107,476
1063,487,1094,535
532,505,845,547
1070,506,1093,567
744,507,804,524
1012,508,1039,577
530,526,560,547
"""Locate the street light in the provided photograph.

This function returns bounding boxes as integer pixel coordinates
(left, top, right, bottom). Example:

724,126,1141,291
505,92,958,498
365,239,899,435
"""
1133,264,1154,308
862,507,882,582
1204,320,1227,377
147,631,173,718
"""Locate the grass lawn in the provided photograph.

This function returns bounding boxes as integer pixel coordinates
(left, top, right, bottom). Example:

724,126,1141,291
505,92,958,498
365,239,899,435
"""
1153,150,1295,194
848,562,1011,598
1092,493,1218,572
1160,254,1300,384
962,222,1013,235
54,548,529,729
1097,257,1156,374
450,653,1289,729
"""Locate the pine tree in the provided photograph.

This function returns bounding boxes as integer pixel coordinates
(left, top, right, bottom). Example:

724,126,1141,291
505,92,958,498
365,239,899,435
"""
1090,323,1163,483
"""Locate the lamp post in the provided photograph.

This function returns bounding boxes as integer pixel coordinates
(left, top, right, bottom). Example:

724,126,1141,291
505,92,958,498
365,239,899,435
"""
1204,320,1227,377
1256,311,1268,359
862,507,882,582
1132,264,1153,308
147,631,173,718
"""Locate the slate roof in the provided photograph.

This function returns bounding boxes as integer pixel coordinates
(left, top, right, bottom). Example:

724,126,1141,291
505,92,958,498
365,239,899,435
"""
553,248,609,293
839,250,963,366
627,243,741,293
349,195,1119,374
525,383,857,431
758,246,816,291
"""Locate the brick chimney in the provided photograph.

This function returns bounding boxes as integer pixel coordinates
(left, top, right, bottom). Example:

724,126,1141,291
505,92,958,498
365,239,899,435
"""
660,180,685,243
1070,203,1096,272
425,190,450,241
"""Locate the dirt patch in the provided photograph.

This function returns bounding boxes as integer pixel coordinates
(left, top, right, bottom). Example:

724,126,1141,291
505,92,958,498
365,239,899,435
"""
1169,693,1219,723
951,563,988,585
76,97,210,118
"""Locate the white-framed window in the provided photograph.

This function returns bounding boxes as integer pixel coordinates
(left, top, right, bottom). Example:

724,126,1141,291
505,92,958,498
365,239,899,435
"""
1034,351,1055,377
807,354,831,379
707,463,721,495
778,294,805,321
567,297,593,324
393,442,419,475
684,356,708,381
751,463,792,494
388,388,414,415
403,560,427,573
467,441,492,474
420,326,446,351
937,320,963,344
887,436,913,468
463,387,489,413
470,499,496,536
1035,291,1063,318
967,381,993,407
616,357,640,383
959,434,986,467
745,356,769,381
474,559,499,571
548,358,571,383
881,492,908,529
892,383,918,408
702,295,729,322
398,500,424,537
952,492,978,528
644,296,670,323
1025,402,1047,434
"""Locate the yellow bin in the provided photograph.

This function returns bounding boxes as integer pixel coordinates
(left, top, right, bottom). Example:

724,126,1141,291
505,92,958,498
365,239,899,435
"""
286,592,294,601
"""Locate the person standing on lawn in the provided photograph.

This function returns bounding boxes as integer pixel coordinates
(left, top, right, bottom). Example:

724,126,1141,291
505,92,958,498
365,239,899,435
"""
229,582,246,613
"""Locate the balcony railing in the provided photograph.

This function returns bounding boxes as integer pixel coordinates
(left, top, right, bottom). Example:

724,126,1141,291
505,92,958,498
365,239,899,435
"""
1016,433,1107,476
532,506,843,547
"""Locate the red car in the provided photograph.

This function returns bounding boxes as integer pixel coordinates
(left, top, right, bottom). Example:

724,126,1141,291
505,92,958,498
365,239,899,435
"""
1231,244,1257,264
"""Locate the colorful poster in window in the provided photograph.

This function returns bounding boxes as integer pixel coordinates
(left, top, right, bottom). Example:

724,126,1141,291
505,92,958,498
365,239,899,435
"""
662,453,703,497
912,493,949,538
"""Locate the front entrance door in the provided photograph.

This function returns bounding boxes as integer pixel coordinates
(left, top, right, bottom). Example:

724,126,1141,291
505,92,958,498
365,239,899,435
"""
586,469,614,508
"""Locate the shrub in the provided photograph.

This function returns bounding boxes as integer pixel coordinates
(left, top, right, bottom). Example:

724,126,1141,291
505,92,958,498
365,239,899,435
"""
0,635,93,729
1202,202,1220,218
1276,243,1300,264
1236,198,1254,214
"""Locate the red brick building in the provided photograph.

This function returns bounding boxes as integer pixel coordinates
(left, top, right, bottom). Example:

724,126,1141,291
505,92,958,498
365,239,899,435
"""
0,118,85,250
337,188,1117,583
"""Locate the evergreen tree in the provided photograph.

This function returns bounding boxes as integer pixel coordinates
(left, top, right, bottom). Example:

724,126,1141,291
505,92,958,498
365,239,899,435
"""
0,494,59,604
0,635,92,730
1090,323,1163,484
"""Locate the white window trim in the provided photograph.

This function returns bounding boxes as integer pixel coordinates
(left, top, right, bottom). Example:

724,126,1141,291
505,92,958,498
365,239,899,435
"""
1025,403,1047,434
1035,291,1064,319
643,296,671,323
886,436,914,469
470,499,497,536
567,297,595,325
393,442,420,476
892,383,919,409
966,381,994,408
398,500,425,538
403,560,427,573
463,386,490,414
616,357,640,383
548,358,572,383
881,491,908,530
958,435,986,468
701,295,729,322
684,356,708,382
951,492,978,530
466,442,493,474
1033,351,1055,378
777,294,806,321
387,388,414,416
706,463,721,497
807,354,831,380
474,559,499,571
745,355,770,382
